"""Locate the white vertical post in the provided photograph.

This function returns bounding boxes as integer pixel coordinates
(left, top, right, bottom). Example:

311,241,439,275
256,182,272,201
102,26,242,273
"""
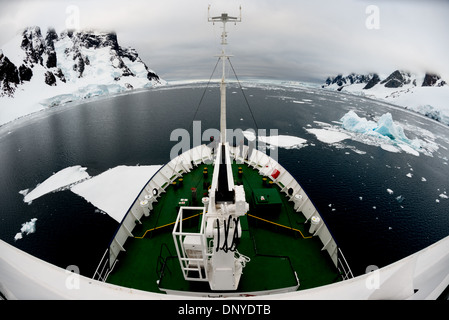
220,51,227,143
208,7,242,144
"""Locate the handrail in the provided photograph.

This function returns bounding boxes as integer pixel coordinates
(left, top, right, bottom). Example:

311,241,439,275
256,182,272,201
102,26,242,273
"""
232,144,354,279
92,248,110,281
337,248,354,280
92,144,212,280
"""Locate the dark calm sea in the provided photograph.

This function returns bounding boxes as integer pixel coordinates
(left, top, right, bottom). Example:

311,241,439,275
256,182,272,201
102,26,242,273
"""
1,82,448,278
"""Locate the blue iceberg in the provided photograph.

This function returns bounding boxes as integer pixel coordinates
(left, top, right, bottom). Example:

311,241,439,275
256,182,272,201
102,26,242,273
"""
341,110,411,144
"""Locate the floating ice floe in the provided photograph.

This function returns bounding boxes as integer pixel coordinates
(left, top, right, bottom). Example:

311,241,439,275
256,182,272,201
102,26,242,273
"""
305,128,350,144
14,218,37,241
340,111,421,155
380,144,400,153
21,166,90,204
258,135,307,149
243,130,307,149
301,110,434,157
20,164,162,223
70,165,161,222
344,111,410,143
340,111,435,157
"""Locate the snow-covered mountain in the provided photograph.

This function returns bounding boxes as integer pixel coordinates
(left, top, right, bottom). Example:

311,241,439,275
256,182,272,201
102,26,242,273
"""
0,26,165,125
323,71,446,91
322,70,449,126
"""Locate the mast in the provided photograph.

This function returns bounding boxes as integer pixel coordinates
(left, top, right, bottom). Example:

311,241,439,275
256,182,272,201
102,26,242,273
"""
171,7,249,292
208,6,242,144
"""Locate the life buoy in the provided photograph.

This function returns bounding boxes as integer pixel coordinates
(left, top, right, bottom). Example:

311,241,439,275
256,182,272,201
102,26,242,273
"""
271,169,280,179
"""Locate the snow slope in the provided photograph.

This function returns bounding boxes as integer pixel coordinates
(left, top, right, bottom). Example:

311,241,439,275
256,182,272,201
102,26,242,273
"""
322,71,449,126
0,27,165,126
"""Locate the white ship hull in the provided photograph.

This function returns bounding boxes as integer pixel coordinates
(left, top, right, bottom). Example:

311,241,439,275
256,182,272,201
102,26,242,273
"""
1,228,449,299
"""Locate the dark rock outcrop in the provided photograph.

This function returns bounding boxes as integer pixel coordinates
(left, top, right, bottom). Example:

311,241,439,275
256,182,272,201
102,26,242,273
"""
0,26,162,97
422,73,446,87
18,64,33,82
0,51,20,97
323,70,446,91
380,70,412,88
363,73,380,89
44,71,57,86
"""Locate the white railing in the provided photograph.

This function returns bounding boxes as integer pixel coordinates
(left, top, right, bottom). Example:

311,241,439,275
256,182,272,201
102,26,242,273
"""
94,143,353,282
230,145,353,278
93,145,214,281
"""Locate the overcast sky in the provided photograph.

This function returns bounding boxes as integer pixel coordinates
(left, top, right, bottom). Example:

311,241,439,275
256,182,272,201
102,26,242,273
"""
1,0,448,83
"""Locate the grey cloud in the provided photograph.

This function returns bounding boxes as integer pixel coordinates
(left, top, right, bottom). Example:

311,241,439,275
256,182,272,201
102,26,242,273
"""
1,0,448,82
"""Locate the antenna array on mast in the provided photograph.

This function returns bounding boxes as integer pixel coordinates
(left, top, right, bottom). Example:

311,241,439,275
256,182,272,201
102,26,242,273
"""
208,5,242,45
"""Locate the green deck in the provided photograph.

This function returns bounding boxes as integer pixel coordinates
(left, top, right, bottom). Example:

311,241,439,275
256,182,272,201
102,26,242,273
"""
106,161,341,295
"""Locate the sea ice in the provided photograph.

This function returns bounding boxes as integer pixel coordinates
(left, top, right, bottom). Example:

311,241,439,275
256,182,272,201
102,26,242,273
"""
305,128,350,144
341,111,409,143
14,218,37,241
22,166,90,204
258,135,307,149
18,189,29,196
375,113,410,143
397,144,420,157
380,144,400,153
20,218,37,234
243,130,256,142
243,130,307,149
71,165,162,222
340,111,377,134
19,164,162,223
340,111,422,156
387,189,394,194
